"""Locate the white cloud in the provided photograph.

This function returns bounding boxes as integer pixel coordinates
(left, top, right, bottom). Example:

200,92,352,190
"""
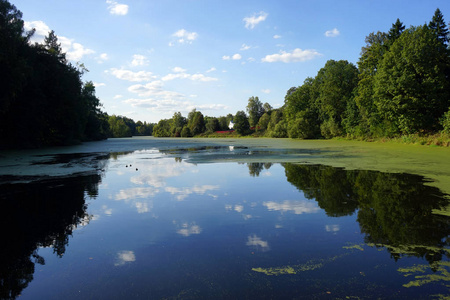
171,29,198,44
325,224,340,232
162,72,218,82
195,103,229,111
114,250,135,266
165,185,219,201
66,42,95,61
113,95,123,99
131,54,149,66
232,53,242,60
24,21,50,42
177,223,202,237
240,44,251,51
115,187,158,201
107,68,157,82
273,35,282,39
93,82,106,87
127,81,183,98
262,89,271,94
172,67,187,73
223,54,241,61
262,48,322,63
234,205,244,213
325,28,340,37
97,53,109,63
106,0,129,15
246,235,270,251
24,21,94,62
206,67,216,73
243,11,268,29
263,200,320,214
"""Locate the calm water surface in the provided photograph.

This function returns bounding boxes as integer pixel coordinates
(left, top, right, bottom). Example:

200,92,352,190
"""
0,142,449,299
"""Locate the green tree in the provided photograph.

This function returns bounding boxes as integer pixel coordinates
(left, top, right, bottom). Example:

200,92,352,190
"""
284,77,320,139
257,112,271,131
315,60,359,138
233,111,250,135
429,8,449,45
354,31,389,136
387,18,405,44
187,109,206,135
374,25,450,135
246,96,264,127
206,117,220,133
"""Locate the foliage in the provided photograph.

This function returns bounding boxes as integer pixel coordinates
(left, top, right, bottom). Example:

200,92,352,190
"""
374,25,450,135
441,108,450,134
233,111,250,135
246,96,264,127
0,0,109,148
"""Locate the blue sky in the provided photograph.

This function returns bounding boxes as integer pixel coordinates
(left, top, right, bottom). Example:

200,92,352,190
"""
14,0,450,123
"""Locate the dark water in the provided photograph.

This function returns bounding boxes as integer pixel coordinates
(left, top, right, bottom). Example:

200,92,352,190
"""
0,146,449,299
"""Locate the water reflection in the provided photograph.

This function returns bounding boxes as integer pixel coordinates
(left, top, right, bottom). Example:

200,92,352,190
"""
0,149,449,299
0,173,104,299
282,163,450,265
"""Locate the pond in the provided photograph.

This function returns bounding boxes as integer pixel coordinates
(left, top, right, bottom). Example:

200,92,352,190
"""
0,138,449,299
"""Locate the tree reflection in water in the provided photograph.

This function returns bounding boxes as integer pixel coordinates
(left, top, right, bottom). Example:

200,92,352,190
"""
0,156,448,299
282,163,450,266
0,157,107,299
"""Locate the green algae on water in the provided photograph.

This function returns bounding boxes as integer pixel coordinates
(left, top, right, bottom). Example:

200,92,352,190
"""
252,255,344,276
398,261,450,288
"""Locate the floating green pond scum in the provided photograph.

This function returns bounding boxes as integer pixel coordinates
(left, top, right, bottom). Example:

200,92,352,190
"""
252,255,344,276
398,261,450,289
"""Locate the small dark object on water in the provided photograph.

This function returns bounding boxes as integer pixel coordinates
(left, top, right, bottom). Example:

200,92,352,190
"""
136,168,138,171
126,165,128,167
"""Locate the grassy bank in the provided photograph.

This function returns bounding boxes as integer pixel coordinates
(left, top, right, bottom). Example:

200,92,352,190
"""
197,131,450,147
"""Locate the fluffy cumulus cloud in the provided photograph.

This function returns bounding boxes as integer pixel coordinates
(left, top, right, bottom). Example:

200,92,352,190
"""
273,35,282,39
131,54,149,66
325,28,340,37
170,29,198,45
65,41,95,61
262,89,271,94
106,0,129,15
107,68,157,82
243,11,268,29
262,48,321,63
24,21,94,61
222,54,242,61
24,20,50,40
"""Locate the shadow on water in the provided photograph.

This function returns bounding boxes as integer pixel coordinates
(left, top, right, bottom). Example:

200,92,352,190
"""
0,148,449,299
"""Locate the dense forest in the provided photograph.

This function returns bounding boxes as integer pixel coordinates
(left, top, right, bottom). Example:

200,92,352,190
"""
0,0,153,149
153,9,450,141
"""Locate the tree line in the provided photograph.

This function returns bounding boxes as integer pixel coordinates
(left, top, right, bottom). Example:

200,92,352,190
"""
0,0,156,148
152,9,450,140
